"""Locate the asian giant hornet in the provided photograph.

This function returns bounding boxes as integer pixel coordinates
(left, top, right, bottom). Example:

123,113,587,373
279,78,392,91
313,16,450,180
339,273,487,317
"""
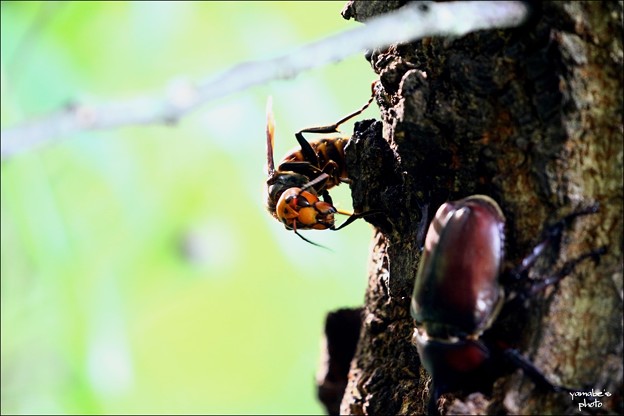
265,83,380,246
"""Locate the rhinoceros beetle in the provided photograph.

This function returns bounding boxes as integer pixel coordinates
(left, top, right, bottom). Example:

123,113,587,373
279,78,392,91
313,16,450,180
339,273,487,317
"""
410,195,605,415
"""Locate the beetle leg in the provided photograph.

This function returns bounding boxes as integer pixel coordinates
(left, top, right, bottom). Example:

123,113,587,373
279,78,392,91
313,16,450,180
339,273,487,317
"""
503,348,578,393
416,202,430,249
509,204,600,281
524,246,607,296
427,382,444,416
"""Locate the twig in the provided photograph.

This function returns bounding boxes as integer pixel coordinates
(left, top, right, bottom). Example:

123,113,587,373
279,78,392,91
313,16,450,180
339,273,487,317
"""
1,1,529,160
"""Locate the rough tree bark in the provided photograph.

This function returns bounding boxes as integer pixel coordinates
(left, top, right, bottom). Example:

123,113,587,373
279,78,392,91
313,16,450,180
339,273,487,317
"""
330,1,623,415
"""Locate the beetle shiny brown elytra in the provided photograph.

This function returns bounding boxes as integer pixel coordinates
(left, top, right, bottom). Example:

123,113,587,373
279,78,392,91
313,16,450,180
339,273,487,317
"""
411,195,606,415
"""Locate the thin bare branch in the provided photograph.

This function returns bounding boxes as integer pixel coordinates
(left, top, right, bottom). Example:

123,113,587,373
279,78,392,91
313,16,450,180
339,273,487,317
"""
1,1,529,160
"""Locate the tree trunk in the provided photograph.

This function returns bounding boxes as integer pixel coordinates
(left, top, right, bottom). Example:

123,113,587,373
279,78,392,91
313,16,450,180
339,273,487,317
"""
336,1,623,414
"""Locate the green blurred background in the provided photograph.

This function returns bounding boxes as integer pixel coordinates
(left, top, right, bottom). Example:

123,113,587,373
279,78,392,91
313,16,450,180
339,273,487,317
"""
1,2,378,414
